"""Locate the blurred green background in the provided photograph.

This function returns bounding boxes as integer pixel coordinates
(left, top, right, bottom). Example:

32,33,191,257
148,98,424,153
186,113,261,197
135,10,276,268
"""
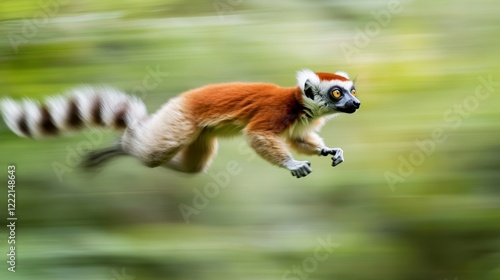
1,0,499,279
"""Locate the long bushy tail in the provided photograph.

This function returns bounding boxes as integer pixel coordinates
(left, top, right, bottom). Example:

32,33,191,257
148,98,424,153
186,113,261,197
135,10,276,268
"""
0,86,148,138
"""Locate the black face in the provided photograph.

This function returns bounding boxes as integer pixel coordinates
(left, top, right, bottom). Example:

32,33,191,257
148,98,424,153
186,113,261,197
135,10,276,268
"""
328,86,361,114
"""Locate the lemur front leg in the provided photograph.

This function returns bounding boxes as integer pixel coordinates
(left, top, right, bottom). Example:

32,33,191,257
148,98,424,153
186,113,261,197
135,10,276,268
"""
246,130,312,178
288,132,344,167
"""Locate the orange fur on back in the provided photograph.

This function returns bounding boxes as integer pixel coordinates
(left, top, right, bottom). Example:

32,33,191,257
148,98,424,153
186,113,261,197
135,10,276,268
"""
183,83,306,135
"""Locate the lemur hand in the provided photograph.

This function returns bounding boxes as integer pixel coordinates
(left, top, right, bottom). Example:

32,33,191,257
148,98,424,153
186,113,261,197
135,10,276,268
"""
285,160,312,178
320,147,344,167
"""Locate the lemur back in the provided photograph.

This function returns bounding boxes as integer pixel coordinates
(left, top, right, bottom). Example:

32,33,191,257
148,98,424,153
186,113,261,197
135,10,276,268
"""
1,69,361,178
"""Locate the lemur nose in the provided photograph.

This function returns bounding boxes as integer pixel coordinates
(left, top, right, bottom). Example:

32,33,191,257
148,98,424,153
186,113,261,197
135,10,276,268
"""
353,100,360,109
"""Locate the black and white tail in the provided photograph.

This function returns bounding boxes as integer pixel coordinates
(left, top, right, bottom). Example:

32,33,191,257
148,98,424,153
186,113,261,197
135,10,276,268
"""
0,86,148,138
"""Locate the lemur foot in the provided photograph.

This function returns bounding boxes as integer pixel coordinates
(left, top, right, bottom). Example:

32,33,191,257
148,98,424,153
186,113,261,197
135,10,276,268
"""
320,147,344,167
331,148,344,167
285,160,312,178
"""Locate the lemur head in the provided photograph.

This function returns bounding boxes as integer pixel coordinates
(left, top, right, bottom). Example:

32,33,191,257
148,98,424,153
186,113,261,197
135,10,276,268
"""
297,69,360,116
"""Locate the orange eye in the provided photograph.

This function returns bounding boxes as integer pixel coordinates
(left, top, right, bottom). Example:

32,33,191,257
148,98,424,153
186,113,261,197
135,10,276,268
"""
332,90,342,99
351,89,356,96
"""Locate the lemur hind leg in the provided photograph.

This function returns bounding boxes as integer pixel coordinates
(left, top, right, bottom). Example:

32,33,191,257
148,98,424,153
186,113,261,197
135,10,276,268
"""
163,131,218,173
121,97,199,168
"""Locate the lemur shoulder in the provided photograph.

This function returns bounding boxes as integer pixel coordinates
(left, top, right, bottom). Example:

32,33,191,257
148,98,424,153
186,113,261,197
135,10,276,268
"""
0,69,361,178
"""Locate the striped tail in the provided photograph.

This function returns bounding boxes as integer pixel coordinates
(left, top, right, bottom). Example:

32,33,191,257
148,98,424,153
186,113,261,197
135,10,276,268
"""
0,86,148,138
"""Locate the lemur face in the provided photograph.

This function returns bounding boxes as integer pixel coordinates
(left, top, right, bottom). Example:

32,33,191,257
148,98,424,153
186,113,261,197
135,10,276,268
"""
297,70,361,116
325,82,360,114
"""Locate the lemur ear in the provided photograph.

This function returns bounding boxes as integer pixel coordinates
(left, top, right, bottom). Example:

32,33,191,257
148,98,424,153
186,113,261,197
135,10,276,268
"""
304,79,315,100
296,69,320,99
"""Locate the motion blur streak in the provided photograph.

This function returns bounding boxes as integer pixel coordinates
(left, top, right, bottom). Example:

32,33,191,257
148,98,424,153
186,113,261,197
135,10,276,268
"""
0,1,499,279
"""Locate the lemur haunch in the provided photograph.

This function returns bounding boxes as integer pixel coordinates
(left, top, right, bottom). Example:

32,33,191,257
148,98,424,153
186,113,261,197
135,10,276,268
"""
0,69,360,178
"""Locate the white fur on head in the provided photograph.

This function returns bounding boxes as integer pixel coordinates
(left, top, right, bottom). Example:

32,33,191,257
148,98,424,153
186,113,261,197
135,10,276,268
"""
334,71,350,80
296,69,320,93
296,69,352,93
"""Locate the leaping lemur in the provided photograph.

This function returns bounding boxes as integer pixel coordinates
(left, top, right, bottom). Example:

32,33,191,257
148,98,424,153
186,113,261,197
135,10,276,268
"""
0,69,360,178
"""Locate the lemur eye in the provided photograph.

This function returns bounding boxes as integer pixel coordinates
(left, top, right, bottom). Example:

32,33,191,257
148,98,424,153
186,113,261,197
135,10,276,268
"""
331,90,342,99
351,89,356,96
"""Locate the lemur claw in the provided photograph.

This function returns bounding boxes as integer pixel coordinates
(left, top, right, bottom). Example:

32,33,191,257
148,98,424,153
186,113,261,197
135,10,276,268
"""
330,148,344,167
287,160,312,178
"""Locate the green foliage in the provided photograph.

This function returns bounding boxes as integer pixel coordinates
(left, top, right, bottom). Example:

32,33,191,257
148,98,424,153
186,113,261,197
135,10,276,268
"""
1,0,499,279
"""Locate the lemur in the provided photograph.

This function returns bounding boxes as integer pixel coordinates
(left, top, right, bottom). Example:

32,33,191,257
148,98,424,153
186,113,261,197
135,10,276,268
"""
0,69,360,178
